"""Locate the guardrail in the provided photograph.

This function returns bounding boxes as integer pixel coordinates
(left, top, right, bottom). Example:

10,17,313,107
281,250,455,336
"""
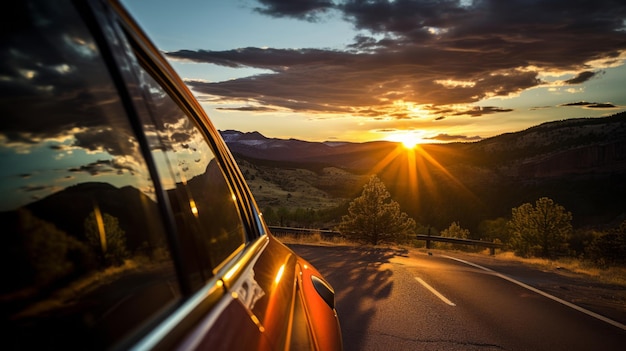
415,234,503,255
268,226,341,239
268,226,503,255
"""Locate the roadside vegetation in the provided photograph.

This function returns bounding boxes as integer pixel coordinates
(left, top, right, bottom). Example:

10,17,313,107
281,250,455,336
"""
265,173,626,287
337,175,416,245
277,233,626,288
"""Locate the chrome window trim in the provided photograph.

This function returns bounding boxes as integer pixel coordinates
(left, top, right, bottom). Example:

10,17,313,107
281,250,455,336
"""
129,275,225,351
131,236,270,350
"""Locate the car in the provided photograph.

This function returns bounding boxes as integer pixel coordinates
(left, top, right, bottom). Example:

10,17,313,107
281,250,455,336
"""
0,0,342,350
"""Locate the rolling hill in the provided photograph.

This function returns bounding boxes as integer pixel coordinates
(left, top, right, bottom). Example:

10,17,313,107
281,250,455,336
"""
222,112,626,234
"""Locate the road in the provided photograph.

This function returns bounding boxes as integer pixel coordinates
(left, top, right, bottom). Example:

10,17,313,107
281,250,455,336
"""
288,244,626,351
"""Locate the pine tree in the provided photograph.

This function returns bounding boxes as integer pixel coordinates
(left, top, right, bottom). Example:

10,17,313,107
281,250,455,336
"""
440,221,469,239
84,210,129,266
339,175,416,245
508,197,572,258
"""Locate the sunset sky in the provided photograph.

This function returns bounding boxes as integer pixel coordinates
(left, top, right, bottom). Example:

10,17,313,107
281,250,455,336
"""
122,0,626,143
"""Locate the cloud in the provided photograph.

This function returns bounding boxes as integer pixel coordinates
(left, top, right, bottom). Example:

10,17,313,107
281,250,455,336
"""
254,0,334,21
168,0,626,121
216,106,279,112
426,133,483,142
560,101,617,108
564,71,598,84
587,103,617,108
20,184,50,193
68,159,137,176
0,8,202,194
454,106,514,117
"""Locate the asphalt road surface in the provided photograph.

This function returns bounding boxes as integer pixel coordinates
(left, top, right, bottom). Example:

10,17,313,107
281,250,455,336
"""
288,244,626,351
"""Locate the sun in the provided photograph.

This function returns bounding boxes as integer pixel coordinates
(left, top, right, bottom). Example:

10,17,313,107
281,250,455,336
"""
400,136,419,149
389,133,422,149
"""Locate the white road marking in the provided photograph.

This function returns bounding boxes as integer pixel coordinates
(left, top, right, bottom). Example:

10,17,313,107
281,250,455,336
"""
415,277,456,306
443,255,626,331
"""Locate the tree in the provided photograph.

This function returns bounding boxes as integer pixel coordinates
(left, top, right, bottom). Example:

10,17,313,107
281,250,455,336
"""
84,210,129,266
478,217,510,244
507,197,572,258
17,209,91,287
338,175,416,245
439,221,470,250
440,221,469,239
262,206,278,225
277,207,290,227
585,220,626,266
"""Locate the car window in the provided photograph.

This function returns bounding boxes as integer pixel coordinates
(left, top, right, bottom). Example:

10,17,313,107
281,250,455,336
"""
0,1,180,349
128,49,247,289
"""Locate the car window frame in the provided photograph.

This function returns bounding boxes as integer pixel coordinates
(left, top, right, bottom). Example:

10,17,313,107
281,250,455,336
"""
105,2,257,239
79,0,274,348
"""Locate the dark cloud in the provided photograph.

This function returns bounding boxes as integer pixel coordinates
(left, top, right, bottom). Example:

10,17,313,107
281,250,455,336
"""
564,71,598,84
69,160,115,176
254,0,334,21
165,0,626,120
529,106,553,111
176,48,537,113
0,2,136,155
455,106,514,117
340,0,468,35
216,106,279,112
21,185,50,193
68,159,136,176
588,103,617,108
426,133,483,142
425,105,513,118
560,101,617,108
74,128,137,156
561,101,592,106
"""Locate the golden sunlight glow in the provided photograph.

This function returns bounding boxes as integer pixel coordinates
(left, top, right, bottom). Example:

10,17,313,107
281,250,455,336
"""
93,203,107,253
401,136,419,149
369,141,481,216
224,262,242,281
387,132,425,149
250,314,265,333
274,264,286,284
391,100,431,117
189,199,198,216
434,79,476,88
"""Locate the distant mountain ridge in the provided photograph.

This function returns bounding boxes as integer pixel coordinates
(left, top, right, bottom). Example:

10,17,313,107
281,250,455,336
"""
221,112,626,231
221,130,353,161
221,112,626,177
464,113,626,178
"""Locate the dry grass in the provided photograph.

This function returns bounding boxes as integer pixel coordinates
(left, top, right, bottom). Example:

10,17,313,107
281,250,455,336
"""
276,233,352,246
491,251,626,287
279,235,626,288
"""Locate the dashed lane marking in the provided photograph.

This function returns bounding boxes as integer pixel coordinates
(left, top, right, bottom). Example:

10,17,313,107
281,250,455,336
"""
415,277,456,306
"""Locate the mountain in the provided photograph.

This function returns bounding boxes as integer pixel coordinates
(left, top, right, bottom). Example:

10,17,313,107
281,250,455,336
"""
221,130,341,161
221,112,626,232
221,113,626,177
463,113,626,178
23,182,164,250
221,130,405,170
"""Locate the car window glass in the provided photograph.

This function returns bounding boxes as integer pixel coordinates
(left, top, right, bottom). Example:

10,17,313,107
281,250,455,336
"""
130,58,246,287
0,1,179,349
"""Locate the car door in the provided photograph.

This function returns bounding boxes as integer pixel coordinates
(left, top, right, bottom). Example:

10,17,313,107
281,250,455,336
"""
1,0,340,350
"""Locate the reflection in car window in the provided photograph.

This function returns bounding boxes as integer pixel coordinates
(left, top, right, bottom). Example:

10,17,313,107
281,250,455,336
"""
0,1,179,349
131,59,246,288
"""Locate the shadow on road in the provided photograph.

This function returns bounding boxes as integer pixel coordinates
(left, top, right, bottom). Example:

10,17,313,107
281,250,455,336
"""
288,244,403,351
